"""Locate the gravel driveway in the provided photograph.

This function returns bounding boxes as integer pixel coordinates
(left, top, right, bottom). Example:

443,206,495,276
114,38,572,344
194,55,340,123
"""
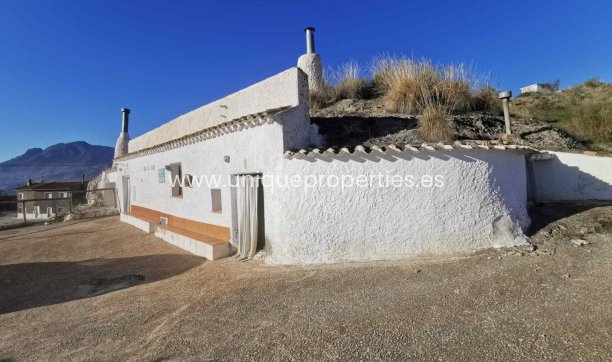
1,204,611,361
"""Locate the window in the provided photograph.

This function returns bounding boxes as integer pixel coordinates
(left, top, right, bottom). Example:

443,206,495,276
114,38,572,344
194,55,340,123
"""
158,169,166,183
18,206,23,214
211,189,222,213
18,193,24,200
184,174,194,188
59,192,70,198
44,192,52,199
165,163,183,197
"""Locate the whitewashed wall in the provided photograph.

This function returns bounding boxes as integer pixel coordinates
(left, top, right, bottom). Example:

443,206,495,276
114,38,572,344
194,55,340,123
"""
265,150,531,264
533,151,612,201
115,66,533,265
129,68,306,153
116,122,286,228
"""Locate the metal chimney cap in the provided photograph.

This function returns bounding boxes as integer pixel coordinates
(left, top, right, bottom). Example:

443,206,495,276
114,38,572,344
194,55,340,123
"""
121,108,131,113
304,27,316,32
498,91,512,99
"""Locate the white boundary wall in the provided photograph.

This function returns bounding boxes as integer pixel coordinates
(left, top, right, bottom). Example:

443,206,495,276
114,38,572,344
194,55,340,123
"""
533,151,612,201
266,150,530,264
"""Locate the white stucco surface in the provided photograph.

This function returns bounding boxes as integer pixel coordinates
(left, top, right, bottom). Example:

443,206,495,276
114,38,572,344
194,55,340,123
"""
265,150,530,264
520,84,553,94
297,53,323,93
115,67,533,265
116,122,287,229
120,213,156,233
114,132,129,159
128,68,306,153
533,151,612,201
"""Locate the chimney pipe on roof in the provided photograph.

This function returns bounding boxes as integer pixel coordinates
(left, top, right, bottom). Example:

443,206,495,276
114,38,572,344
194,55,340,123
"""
114,108,131,159
27,179,32,186
121,108,130,133
304,27,315,54
297,27,323,94
82,175,85,184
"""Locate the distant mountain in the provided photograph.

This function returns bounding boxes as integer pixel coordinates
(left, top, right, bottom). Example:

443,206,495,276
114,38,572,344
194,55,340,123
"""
0,141,114,194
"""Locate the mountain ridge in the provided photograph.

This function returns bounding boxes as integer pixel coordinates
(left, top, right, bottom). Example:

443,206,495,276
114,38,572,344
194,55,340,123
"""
0,141,113,194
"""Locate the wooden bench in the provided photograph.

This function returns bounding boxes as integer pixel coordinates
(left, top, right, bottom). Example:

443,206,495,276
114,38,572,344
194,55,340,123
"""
155,224,231,260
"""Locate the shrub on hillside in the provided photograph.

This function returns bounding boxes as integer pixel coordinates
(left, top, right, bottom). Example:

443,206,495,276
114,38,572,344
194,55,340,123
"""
370,56,475,114
584,78,604,88
472,86,503,114
309,89,328,111
326,61,369,101
419,105,454,142
570,100,612,140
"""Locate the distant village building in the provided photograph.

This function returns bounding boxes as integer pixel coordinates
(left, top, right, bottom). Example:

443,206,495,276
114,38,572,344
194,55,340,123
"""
520,83,555,94
16,179,88,220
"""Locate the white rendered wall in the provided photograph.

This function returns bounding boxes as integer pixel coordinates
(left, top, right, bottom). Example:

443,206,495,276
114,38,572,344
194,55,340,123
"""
265,150,531,264
129,68,306,153
533,151,612,201
116,122,286,229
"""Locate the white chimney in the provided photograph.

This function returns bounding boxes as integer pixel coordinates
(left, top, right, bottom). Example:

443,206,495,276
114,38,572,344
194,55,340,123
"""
297,27,323,94
114,108,130,159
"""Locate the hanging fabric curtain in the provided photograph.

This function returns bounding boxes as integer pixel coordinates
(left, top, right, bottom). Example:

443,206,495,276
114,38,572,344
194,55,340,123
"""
234,175,259,260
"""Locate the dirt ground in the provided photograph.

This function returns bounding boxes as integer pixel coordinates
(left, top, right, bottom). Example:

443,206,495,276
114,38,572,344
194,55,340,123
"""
1,204,611,361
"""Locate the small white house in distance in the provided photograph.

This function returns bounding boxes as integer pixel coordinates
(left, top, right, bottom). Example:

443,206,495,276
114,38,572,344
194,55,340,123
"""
110,30,610,265
520,83,555,94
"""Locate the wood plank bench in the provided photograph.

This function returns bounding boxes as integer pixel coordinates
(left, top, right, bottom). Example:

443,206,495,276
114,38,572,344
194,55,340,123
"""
155,224,231,260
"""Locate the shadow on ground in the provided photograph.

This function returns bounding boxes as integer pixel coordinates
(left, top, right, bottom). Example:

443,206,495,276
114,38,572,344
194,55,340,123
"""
0,254,204,314
526,202,611,236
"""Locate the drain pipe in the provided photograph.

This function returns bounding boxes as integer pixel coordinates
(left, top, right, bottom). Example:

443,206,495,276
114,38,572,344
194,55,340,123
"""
498,91,512,135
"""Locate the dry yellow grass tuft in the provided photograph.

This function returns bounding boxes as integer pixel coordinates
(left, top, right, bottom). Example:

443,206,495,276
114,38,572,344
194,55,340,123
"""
472,86,503,114
326,61,369,101
309,89,327,111
569,100,612,140
419,105,454,141
370,56,477,114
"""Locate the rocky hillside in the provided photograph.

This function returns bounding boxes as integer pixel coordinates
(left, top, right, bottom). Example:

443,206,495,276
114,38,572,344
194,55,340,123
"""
0,142,113,194
311,98,586,151
511,79,612,151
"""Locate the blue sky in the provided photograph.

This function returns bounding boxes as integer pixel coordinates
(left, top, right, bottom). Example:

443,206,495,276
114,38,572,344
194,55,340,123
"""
0,0,610,161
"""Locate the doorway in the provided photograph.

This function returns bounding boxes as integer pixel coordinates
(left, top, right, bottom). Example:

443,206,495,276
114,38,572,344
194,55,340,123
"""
230,174,265,259
122,177,131,213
